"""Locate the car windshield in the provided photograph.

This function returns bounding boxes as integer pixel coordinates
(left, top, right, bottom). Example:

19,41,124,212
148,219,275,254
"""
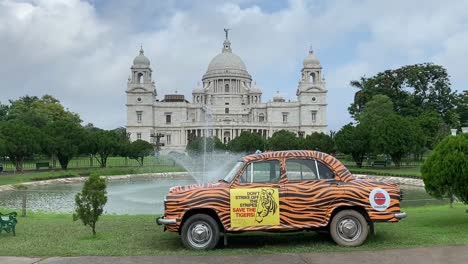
222,161,244,183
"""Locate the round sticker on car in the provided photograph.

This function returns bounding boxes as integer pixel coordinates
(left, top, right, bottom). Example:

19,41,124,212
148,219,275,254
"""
369,188,390,211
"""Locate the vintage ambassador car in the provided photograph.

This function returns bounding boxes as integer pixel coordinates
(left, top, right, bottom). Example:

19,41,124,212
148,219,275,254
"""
157,150,406,250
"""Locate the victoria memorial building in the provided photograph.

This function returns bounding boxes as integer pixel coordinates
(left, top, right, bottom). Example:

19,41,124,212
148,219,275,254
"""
126,30,328,152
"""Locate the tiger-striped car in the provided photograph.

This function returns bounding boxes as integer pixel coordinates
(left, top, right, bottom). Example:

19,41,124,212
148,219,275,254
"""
157,150,406,250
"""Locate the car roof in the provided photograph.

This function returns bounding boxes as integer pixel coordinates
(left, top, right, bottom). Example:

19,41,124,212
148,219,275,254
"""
243,150,328,161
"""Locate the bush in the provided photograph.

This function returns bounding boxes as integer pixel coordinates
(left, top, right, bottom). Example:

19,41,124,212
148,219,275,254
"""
73,174,107,235
421,133,468,207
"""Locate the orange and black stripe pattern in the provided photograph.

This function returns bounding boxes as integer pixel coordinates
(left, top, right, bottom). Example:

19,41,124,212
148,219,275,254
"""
163,150,401,232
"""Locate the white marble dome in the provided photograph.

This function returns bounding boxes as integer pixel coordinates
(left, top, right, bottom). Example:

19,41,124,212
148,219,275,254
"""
207,52,247,73
133,47,150,66
303,49,320,67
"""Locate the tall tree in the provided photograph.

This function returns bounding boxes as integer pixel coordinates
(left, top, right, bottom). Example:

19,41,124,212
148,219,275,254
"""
186,137,225,156
421,133,468,207
267,130,300,151
349,63,458,126
86,130,123,168
43,121,87,169
227,131,265,153
126,140,154,166
0,121,41,171
370,114,423,167
301,132,335,154
335,123,370,167
7,95,80,128
456,90,468,127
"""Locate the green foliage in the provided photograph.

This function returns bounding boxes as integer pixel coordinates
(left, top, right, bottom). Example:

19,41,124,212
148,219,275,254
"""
86,130,125,168
186,137,225,155
73,174,108,235
349,63,458,126
0,121,41,171
370,114,424,167
267,130,299,151
335,123,370,167
126,140,154,166
227,131,265,153
421,133,468,206
301,132,335,154
43,121,87,169
0,102,8,121
7,95,81,128
416,111,449,150
456,91,468,127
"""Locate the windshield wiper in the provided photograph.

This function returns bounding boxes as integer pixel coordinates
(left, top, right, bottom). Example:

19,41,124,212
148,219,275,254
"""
218,179,228,183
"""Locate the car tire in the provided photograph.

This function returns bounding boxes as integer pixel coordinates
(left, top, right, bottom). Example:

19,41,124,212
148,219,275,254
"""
330,209,369,247
181,214,220,250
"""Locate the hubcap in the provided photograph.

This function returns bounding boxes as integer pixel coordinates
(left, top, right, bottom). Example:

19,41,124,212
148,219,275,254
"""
187,221,212,248
337,216,362,242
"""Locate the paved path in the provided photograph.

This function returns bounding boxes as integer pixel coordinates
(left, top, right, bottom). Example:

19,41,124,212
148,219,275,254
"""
1,245,467,264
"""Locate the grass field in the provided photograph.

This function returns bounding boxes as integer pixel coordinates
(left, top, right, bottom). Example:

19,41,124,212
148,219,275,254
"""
0,205,466,256
0,165,185,186
349,167,422,178
0,156,176,171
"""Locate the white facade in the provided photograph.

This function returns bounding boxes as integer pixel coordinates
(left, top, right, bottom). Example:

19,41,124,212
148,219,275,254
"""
126,32,328,152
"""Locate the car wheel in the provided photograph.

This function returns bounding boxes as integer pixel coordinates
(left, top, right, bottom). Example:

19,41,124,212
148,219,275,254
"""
330,209,369,247
181,214,220,250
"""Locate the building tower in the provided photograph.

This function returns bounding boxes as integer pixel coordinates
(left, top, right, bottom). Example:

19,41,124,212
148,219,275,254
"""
126,46,156,142
296,47,328,134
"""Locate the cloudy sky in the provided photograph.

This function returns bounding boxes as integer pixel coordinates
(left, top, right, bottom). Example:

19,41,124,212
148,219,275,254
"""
1,0,467,131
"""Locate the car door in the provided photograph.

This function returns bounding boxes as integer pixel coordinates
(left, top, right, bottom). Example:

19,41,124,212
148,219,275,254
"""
227,159,288,231
283,158,344,228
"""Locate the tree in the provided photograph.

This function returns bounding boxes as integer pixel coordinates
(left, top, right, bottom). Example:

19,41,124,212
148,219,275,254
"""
7,95,80,128
44,121,87,169
356,94,395,124
0,121,41,171
335,123,370,167
0,102,8,121
186,137,225,156
73,174,107,235
421,133,468,207
227,131,265,153
301,132,335,154
126,140,154,166
349,63,458,126
86,130,123,167
416,111,449,150
371,114,423,168
455,91,468,127
267,130,300,151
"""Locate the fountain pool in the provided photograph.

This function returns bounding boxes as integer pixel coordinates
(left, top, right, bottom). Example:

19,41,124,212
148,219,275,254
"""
0,176,448,215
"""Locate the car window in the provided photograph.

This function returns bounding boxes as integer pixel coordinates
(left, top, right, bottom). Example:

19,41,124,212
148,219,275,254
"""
317,161,335,179
239,160,280,183
285,159,318,181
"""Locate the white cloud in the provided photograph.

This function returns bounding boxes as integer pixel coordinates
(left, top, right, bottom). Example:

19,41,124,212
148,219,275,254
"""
0,0,467,131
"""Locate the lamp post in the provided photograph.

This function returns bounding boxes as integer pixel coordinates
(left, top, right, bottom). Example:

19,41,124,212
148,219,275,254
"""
150,132,165,160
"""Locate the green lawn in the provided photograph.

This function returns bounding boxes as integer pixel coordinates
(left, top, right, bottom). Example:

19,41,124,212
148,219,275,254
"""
0,155,176,171
0,205,467,256
0,165,185,186
349,167,422,178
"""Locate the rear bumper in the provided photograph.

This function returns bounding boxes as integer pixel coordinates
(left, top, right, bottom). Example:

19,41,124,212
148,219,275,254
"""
156,216,177,225
394,212,407,219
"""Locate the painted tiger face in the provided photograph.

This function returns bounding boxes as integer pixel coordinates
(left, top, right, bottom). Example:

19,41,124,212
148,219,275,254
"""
255,189,278,223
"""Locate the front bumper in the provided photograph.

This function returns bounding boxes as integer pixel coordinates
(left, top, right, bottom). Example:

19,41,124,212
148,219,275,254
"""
156,216,177,225
394,212,407,219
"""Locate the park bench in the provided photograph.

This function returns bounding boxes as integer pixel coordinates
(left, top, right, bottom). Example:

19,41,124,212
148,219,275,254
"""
372,160,388,167
36,162,51,170
0,212,17,236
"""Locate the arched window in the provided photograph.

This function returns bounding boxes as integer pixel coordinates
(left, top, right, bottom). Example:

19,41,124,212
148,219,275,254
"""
309,72,315,83
259,113,265,122
225,84,230,93
137,72,144,84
